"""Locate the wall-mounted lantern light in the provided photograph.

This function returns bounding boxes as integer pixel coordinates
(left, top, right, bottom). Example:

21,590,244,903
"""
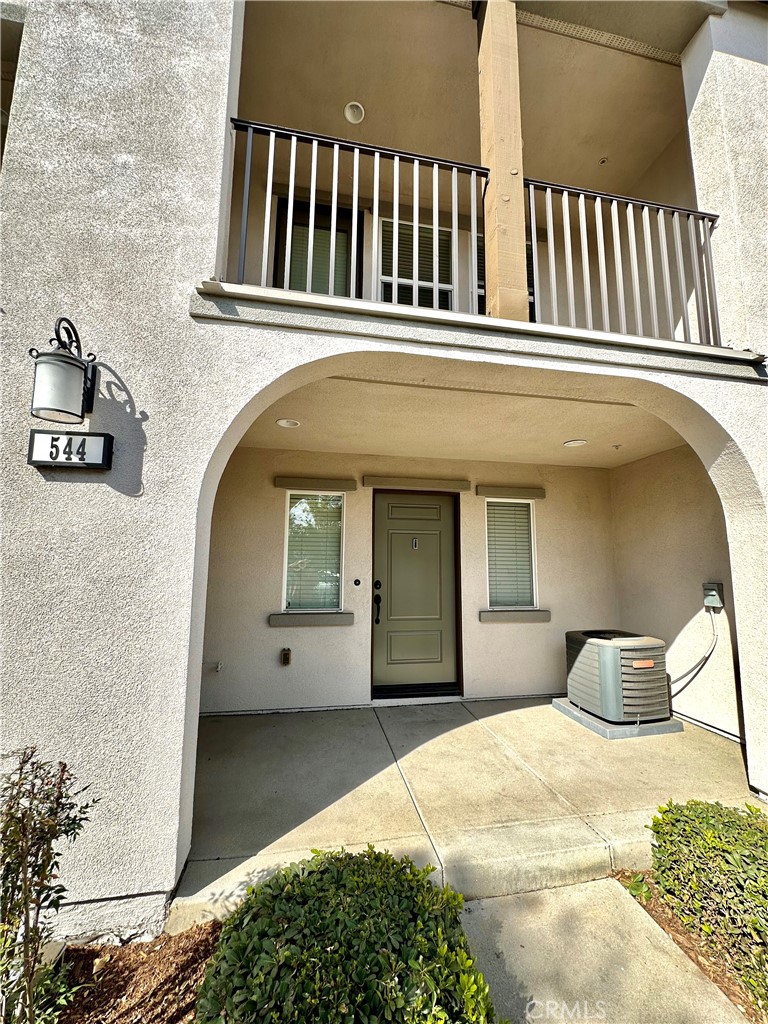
28,317,97,424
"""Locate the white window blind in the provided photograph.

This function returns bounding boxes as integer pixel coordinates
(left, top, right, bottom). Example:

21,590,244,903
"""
285,493,343,610
289,224,349,297
380,220,453,310
486,501,535,607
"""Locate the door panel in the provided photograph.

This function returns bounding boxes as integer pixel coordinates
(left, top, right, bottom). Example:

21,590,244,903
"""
372,492,458,695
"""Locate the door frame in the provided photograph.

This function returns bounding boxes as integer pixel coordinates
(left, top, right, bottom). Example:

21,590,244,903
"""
370,489,464,700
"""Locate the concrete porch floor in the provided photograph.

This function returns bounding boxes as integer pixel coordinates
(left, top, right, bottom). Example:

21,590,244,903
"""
168,698,761,933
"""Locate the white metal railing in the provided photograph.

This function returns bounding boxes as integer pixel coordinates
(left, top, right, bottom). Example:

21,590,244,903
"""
525,179,721,345
230,119,489,315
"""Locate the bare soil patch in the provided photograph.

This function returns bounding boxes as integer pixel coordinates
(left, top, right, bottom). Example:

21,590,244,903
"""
615,870,766,1024
57,878,767,1023
59,921,220,1024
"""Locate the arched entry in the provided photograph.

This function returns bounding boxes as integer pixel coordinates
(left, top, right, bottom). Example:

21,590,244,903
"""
178,346,767,876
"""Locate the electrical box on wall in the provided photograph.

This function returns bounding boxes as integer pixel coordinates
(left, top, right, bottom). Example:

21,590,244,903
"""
703,582,724,608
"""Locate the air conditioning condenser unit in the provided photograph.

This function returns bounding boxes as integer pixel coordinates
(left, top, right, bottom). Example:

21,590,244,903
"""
565,629,670,725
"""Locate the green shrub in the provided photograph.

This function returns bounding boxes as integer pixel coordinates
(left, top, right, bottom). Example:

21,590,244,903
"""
195,846,506,1024
650,800,768,1013
1,747,95,1024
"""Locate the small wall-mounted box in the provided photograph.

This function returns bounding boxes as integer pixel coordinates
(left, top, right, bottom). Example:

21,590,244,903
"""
703,582,724,608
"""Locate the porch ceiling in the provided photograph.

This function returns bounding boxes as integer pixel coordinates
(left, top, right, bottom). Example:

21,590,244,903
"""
238,377,684,468
237,2,691,201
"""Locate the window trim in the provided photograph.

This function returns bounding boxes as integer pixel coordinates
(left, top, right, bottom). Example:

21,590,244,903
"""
378,217,454,309
282,489,345,613
484,497,539,610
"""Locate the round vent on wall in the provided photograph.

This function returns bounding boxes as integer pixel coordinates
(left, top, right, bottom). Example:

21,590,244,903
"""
343,102,365,125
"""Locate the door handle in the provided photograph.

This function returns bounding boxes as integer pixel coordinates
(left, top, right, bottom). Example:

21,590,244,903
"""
373,593,382,625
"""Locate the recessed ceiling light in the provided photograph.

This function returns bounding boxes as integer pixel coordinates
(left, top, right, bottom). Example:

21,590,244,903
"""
563,439,588,447
343,101,365,125
276,418,300,428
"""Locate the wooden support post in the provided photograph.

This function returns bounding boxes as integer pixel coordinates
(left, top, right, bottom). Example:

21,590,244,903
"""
477,0,529,321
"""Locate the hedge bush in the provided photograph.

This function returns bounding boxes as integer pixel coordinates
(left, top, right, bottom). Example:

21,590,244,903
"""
195,846,506,1024
650,800,768,1013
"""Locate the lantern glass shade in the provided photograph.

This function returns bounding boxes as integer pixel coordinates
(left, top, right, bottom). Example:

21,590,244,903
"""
30,350,86,423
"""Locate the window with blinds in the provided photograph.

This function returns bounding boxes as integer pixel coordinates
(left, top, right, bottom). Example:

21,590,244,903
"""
380,220,453,310
486,500,536,608
285,493,344,610
289,224,350,297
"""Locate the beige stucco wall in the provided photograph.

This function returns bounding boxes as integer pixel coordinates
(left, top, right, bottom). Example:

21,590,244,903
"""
204,441,742,738
612,445,740,738
682,2,768,352
1,0,766,940
202,448,619,712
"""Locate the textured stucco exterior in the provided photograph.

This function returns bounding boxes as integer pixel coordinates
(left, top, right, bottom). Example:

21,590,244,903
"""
0,0,766,938
682,2,768,353
203,449,619,711
612,445,740,738
204,441,741,742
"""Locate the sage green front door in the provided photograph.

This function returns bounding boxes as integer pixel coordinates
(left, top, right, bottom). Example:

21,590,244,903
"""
372,492,458,696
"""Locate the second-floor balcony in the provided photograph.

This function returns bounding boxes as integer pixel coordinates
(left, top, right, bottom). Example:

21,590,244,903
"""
226,119,721,349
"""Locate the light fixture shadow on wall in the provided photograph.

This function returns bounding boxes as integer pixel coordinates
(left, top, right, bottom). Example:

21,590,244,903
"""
28,317,97,424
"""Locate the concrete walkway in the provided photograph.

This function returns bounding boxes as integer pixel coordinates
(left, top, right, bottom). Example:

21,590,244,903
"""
168,700,761,1022
462,880,747,1024
168,699,760,930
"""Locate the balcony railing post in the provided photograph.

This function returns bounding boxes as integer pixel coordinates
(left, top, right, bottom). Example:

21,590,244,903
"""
451,167,459,315
657,209,674,341
672,211,692,344
432,162,439,310
594,196,610,332
577,192,592,331
283,135,297,290
701,218,721,347
350,148,359,300
306,139,318,294
469,169,478,316
562,190,576,328
642,205,659,339
413,160,420,309
260,130,275,288
237,125,253,286
610,199,627,334
329,143,339,297
371,151,380,302
392,155,399,304
545,186,557,325
688,214,709,344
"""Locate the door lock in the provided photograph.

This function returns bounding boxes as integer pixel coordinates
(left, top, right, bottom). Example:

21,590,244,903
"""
373,579,382,590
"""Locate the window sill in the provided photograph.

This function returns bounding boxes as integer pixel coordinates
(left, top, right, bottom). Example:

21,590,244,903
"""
268,612,354,627
479,609,551,623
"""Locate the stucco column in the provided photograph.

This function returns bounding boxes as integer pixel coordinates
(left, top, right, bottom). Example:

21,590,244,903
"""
476,0,529,322
681,4,768,353
680,5,768,798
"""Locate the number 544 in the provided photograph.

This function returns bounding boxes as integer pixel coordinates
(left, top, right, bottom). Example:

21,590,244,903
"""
49,436,87,462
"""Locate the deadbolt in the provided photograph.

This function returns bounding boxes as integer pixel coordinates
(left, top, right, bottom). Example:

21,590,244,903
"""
373,580,382,590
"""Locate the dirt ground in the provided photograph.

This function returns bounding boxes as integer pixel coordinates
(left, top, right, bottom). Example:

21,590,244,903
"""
615,870,767,1024
57,880,765,1024
59,921,221,1024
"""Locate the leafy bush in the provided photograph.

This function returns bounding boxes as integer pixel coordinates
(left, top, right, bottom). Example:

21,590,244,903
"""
195,846,506,1024
650,800,768,1013
0,747,95,1024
